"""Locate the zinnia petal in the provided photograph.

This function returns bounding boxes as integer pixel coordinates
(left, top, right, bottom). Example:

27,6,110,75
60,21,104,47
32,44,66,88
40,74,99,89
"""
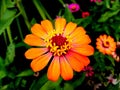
71,45,94,56
47,56,60,82
65,51,84,72
70,26,86,37
30,52,52,72
55,18,66,34
25,48,48,59
24,34,46,46
41,20,53,34
63,22,77,36
68,50,90,66
31,24,47,39
71,35,91,45
60,56,73,80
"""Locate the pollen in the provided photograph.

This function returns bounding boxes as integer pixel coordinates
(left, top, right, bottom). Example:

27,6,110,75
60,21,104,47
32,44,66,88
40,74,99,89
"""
46,34,71,56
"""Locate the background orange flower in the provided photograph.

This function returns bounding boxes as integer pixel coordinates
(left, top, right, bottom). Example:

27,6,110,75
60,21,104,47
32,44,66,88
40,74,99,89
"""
96,34,116,55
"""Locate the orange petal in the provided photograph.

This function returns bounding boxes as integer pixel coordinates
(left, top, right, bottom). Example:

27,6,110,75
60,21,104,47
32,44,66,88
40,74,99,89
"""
71,45,94,56
70,26,86,38
25,48,48,59
68,50,90,66
41,20,53,34
65,51,84,72
47,56,60,82
63,22,77,36
55,18,66,34
24,34,46,46
71,35,91,45
30,52,52,72
31,24,47,39
60,56,73,80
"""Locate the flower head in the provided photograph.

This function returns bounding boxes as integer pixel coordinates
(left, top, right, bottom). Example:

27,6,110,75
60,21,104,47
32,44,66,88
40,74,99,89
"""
96,34,116,55
82,11,90,18
24,18,94,81
106,74,120,85
68,3,80,13
82,65,94,77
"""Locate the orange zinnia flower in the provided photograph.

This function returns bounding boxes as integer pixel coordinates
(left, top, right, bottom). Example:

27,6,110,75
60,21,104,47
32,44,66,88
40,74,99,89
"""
96,34,116,55
24,18,94,81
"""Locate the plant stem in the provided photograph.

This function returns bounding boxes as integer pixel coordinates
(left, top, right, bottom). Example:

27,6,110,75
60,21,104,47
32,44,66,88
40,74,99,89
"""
6,27,13,43
38,0,52,20
17,0,31,30
16,18,24,40
58,0,66,7
32,0,46,20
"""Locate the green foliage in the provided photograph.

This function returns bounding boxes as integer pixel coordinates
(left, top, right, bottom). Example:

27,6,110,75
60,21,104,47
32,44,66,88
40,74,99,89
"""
0,9,17,35
5,43,15,66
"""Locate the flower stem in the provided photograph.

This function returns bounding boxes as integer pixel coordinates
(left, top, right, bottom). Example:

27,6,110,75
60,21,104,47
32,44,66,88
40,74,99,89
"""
58,0,66,7
37,0,52,20
6,27,13,43
16,18,24,40
16,0,31,30
3,31,7,45
32,0,46,20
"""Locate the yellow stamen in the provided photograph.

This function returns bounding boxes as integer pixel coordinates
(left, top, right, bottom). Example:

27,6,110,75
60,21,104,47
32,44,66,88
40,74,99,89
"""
45,32,71,56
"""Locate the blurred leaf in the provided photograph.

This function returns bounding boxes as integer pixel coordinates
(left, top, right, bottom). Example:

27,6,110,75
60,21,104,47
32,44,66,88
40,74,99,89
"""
0,70,7,79
0,57,5,69
105,55,115,66
104,0,111,8
30,18,37,25
5,0,16,8
72,73,85,88
98,9,120,22
0,8,17,35
63,83,74,90
73,18,84,25
17,69,34,77
40,78,62,90
0,84,9,90
64,7,75,22
5,43,15,66
30,74,48,90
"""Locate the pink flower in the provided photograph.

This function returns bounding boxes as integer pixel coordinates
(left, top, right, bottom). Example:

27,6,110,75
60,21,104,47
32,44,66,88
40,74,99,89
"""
82,11,90,18
83,66,94,77
68,3,80,13
106,74,120,85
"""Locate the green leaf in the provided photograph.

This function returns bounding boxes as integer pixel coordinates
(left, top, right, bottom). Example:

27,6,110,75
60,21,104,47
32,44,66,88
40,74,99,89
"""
105,55,115,66
0,70,7,79
5,0,16,8
98,9,120,22
64,7,75,22
0,57,5,69
17,69,34,77
40,78,62,90
5,43,15,66
72,73,85,88
63,83,74,90
104,0,111,8
0,8,17,35
30,74,48,90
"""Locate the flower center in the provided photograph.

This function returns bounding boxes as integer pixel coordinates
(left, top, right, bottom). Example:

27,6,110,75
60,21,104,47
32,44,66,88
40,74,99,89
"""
102,41,110,48
46,34,71,56
51,35,67,46
71,5,76,10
